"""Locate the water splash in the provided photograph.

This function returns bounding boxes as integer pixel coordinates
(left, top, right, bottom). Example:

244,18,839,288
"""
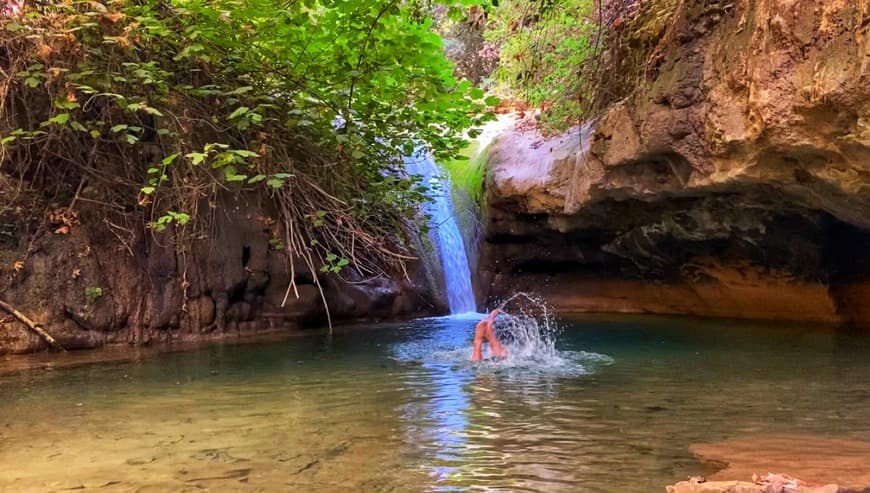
404,151,476,314
399,293,613,376
496,291,548,312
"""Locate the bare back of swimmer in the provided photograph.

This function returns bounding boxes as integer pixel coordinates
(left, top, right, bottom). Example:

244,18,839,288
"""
472,309,508,362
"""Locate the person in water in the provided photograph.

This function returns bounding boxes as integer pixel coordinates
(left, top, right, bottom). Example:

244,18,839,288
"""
472,309,508,362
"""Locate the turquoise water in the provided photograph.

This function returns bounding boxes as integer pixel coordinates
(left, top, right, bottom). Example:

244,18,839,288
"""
2,315,870,492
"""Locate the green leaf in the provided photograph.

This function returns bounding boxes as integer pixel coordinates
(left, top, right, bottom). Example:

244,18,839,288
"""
228,106,249,119
247,174,267,184
224,167,248,182
225,86,253,95
142,106,164,117
186,152,206,165
50,113,70,125
141,186,156,195
54,99,80,110
484,96,501,106
111,124,128,133
172,212,191,225
162,153,179,165
204,143,229,152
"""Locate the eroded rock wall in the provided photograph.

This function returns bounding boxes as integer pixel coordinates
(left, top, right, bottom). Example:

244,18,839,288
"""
479,0,870,322
0,193,440,354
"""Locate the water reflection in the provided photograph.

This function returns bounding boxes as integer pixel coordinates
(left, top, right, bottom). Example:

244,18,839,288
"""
1,315,870,492
394,315,605,492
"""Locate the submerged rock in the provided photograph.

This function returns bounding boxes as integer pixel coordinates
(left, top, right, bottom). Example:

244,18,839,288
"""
667,477,844,493
688,435,870,490
479,0,870,323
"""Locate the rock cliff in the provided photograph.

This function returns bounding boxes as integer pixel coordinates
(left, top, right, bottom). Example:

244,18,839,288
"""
0,191,440,354
480,0,870,322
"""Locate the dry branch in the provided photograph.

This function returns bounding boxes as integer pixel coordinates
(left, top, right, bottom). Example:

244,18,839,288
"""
0,299,66,351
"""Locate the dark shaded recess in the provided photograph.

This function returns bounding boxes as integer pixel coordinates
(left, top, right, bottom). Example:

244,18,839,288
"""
241,245,251,267
824,215,870,283
0,46,9,71
507,228,630,277
574,196,706,230
0,211,19,249
752,213,828,281
227,280,248,304
511,259,632,277
506,212,550,225
488,233,539,245
488,195,870,283
741,212,870,283
294,271,315,285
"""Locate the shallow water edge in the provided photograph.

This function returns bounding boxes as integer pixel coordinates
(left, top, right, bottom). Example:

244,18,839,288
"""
2,313,870,492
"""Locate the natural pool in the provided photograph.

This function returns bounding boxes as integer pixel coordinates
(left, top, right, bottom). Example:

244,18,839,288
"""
2,315,870,492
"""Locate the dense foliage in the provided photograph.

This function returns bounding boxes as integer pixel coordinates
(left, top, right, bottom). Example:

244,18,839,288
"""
485,0,599,131
0,0,494,310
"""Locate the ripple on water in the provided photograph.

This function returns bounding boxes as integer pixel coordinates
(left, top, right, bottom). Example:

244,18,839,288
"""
426,347,614,378
3,314,870,493
393,303,614,378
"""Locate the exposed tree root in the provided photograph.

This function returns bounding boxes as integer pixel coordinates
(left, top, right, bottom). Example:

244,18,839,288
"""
0,299,66,352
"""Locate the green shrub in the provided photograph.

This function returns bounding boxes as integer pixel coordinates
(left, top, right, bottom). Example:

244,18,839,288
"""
0,0,497,286
486,0,599,132
442,140,487,204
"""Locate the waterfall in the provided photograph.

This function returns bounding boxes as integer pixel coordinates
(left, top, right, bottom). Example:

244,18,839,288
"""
404,152,476,314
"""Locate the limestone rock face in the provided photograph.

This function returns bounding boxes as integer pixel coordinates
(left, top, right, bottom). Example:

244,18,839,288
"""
479,0,870,322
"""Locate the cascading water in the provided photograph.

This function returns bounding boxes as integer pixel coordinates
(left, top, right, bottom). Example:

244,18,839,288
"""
405,152,476,314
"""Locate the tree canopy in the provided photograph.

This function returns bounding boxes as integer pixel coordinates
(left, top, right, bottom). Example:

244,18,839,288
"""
1,0,623,321
1,0,495,293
